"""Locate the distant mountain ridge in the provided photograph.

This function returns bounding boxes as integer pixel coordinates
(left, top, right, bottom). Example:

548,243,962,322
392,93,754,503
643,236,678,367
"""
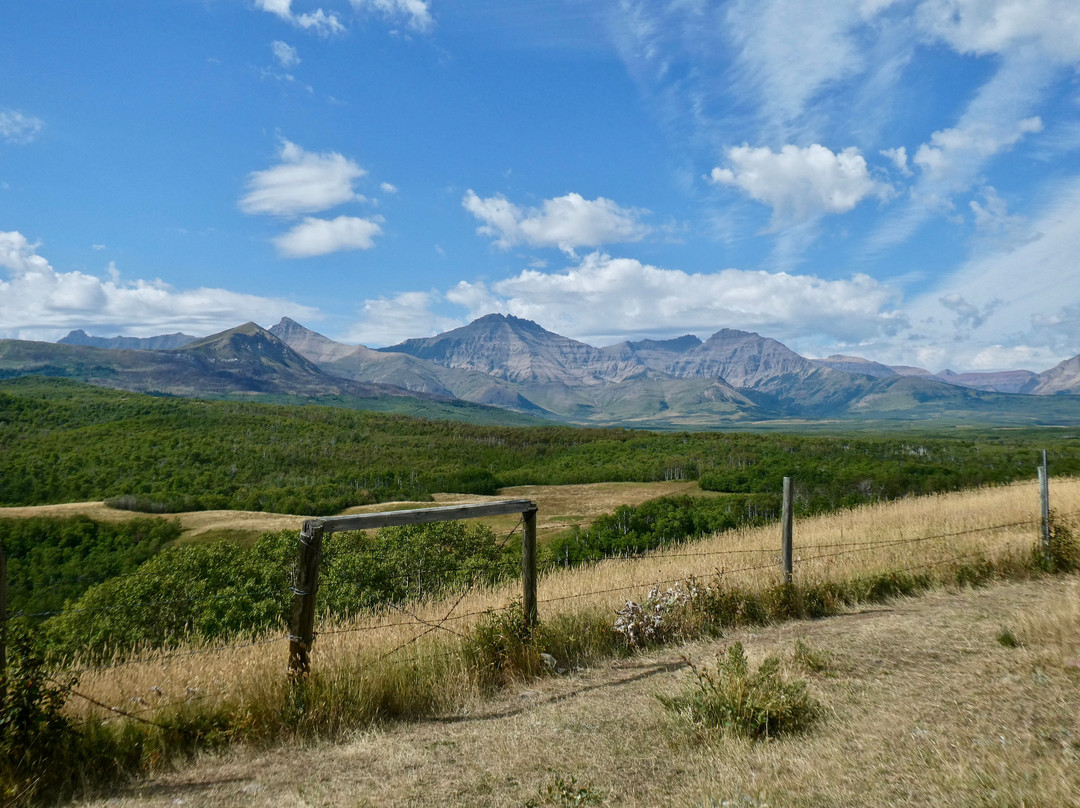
59,329,197,350
4,314,1076,427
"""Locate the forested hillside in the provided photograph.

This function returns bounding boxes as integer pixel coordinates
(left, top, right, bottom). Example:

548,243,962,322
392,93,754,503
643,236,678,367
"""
3,376,1078,516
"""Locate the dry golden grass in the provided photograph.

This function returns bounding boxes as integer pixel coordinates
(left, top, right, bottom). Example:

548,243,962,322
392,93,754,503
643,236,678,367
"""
72,574,1080,807
1,480,709,545
64,478,1080,731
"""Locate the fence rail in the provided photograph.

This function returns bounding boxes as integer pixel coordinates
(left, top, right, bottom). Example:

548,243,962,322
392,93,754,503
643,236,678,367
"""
287,498,538,675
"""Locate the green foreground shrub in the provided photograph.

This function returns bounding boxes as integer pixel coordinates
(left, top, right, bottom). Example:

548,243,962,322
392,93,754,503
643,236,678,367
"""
659,642,821,739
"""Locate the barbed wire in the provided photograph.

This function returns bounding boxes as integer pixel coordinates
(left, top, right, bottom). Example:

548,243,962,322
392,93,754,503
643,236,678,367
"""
56,633,288,677
15,585,285,621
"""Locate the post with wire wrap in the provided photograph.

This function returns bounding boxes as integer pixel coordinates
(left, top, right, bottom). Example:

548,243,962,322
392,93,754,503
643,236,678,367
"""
782,476,794,584
522,505,538,628
1038,450,1051,561
289,519,324,676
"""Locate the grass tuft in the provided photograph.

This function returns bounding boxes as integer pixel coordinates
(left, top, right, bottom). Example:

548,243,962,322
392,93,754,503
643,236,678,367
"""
659,642,821,740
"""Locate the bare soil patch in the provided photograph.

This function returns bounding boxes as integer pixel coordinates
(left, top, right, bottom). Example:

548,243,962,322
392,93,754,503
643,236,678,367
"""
73,574,1080,808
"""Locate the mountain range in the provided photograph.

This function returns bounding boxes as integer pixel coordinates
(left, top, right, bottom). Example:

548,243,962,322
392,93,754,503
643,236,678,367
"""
1,314,1077,428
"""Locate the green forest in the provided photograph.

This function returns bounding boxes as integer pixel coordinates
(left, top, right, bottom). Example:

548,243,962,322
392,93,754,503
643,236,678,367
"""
3,376,1077,515
3,376,1079,659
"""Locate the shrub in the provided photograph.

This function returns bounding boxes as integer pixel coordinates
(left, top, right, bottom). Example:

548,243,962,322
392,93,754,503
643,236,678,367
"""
463,605,544,689
1,621,78,804
1034,511,1080,573
659,642,821,740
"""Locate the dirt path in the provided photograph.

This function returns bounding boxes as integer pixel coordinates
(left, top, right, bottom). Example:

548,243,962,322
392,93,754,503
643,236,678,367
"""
74,575,1080,808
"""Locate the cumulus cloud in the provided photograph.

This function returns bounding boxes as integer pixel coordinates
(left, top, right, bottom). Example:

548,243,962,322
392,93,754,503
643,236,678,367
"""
255,0,345,37
351,0,434,33
709,144,890,226
272,215,382,257
343,291,462,346
380,182,398,194
0,231,317,340
443,251,904,346
271,40,300,68
240,139,366,217
462,191,651,253
0,108,45,144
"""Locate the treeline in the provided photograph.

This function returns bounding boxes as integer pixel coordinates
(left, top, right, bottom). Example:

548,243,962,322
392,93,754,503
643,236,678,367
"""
3,377,1078,516
543,494,782,565
0,516,181,619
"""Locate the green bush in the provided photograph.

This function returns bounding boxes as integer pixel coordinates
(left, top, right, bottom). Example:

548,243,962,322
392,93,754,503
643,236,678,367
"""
660,642,821,739
1,622,78,804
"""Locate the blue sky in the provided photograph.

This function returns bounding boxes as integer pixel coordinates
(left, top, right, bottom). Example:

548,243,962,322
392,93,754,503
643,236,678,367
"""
2,0,1079,372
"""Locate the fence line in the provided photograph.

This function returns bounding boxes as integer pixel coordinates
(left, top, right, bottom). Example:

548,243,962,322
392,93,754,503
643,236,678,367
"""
2,468,1073,723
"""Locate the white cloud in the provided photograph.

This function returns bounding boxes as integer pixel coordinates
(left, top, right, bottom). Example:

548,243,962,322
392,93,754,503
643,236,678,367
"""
916,0,1080,63
709,144,891,226
897,175,1080,368
0,231,316,340
865,51,1052,253
343,291,461,346
240,139,366,217
723,0,901,135
380,182,398,194
351,0,434,33
880,146,912,176
255,0,345,37
462,191,652,253
913,116,1043,188
271,40,300,68
272,215,382,257
0,108,45,144
445,251,904,346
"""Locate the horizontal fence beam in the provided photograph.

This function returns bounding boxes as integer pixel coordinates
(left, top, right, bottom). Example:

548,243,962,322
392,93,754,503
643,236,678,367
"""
314,499,537,534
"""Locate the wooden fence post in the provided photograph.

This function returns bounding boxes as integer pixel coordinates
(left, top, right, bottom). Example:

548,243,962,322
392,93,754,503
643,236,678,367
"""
782,477,794,584
1038,450,1051,557
288,519,324,676
522,506,538,628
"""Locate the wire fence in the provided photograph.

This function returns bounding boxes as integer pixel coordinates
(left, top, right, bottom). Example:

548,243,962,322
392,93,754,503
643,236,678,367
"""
4,487,1075,726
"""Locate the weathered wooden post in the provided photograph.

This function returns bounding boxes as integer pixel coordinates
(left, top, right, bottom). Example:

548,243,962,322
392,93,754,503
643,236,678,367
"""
1038,450,1051,559
782,476,794,584
289,519,324,676
522,505,539,628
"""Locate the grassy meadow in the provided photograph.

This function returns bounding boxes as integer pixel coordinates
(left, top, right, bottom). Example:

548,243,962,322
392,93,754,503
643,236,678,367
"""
61,478,1079,733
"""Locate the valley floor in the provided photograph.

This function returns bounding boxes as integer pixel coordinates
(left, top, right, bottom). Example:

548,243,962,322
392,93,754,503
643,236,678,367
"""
75,574,1080,808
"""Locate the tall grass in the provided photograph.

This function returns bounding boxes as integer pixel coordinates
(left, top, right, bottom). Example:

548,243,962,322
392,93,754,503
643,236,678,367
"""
22,478,1080,802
